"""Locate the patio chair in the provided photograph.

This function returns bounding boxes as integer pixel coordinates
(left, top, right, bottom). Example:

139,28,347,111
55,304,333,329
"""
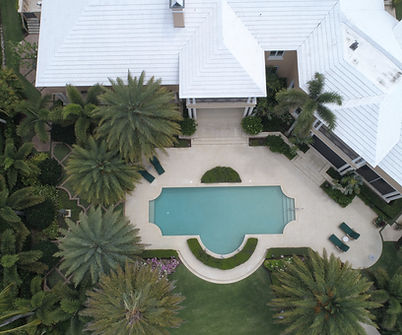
339,222,360,240
150,156,165,175
139,170,155,183
329,234,349,252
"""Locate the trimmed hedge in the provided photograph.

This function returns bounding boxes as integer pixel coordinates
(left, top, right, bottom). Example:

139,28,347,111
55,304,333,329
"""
358,184,402,221
187,238,258,270
265,135,297,160
241,116,263,135
25,199,57,230
38,158,63,186
141,249,179,259
320,181,355,208
326,167,342,181
180,118,197,136
201,166,241,183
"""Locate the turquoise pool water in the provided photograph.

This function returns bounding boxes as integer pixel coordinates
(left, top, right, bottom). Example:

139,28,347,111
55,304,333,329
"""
149,186,295,255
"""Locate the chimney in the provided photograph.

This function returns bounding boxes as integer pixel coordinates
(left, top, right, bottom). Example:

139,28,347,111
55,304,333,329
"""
170,0,185,28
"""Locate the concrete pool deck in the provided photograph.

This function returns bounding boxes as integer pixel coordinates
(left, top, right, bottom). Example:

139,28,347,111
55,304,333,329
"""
125,144,382,284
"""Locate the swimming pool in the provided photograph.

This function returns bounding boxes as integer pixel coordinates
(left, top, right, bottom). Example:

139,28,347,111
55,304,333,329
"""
149,186,295,255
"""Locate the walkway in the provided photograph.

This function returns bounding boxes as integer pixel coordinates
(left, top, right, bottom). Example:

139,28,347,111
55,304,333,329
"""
125,144,381,284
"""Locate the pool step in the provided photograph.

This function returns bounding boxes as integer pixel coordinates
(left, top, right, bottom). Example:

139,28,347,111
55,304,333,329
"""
282,196,295,223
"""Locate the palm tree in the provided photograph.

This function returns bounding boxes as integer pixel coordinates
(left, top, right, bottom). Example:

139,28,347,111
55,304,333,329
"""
81,261,184,335
0,175,44,246
16,95,52,142
55,207,143,286
269,249,379,335
275,72,342,139
65,137,140,206
94,71,182,163
61,84,103,143
369,267,402,332
0,138,37,190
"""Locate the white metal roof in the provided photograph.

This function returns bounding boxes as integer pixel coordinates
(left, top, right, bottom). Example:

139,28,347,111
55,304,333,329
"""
36,0,402,186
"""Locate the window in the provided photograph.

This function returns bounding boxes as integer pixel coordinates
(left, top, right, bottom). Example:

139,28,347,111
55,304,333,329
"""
269,50,285,60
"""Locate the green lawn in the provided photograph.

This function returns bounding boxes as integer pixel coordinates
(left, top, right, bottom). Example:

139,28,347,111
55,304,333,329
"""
170,266,283,335
368,241,402,276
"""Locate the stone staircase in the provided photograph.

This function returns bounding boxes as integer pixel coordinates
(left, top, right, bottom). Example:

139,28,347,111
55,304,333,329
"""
192,136,248,146
26,18,40,34
292,149,330,186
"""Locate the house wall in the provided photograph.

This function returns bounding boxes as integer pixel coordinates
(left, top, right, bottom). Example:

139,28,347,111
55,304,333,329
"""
265,50,299,88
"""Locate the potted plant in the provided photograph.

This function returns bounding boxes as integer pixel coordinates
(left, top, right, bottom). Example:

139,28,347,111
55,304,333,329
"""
373,216,387,228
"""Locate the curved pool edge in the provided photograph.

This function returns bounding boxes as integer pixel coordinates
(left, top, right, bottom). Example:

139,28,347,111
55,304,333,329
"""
177,236,267,284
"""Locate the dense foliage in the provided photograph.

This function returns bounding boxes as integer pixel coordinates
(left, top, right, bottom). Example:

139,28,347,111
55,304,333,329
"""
94,71,182,162
201,166,241,183
241,116,263,135
265,135,297,160
187,238,258,270
270,249,379,335
320,181,355,207
56,207,143,286
81,261,184,335
24,198,57,230
180,117,197,136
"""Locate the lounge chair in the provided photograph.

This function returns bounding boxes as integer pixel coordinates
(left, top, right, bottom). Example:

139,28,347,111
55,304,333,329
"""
329,234,349,252
139,170,155,183
339,222,360,240
150,156,165,175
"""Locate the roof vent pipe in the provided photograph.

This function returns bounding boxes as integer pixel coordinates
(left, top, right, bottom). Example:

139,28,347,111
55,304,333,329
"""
170,0,185,28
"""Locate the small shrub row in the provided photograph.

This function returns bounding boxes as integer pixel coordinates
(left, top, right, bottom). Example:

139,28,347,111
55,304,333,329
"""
265,135,297,160
141,249,179,259
265,247,311,259
187,238,258,270
201,166,241,183
320,181,355,207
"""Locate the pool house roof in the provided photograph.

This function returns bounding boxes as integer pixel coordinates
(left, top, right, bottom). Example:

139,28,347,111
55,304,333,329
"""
36,0,402,186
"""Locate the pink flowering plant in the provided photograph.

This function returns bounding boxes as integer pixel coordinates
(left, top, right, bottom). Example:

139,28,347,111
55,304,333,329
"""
146,257,180,278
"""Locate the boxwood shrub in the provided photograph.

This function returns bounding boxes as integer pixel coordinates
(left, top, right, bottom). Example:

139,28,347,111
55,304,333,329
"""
241,116,263,135
265,135,297,160
38,158,62,186
25,199,57,230
187,238,258,270
180,118,197,136
320,181,355,208
201,166,241,183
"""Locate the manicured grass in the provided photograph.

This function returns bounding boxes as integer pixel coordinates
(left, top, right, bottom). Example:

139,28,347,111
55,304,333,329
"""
53,143,71,162
187,238,257,270
170,265,283,335
201,166,241,183
57,188,82,222
368,242,402,277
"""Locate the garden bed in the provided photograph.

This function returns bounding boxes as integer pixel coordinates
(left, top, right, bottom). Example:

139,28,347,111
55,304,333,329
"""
265,135,297,160
187,238,258,270
141,249,179,259
320,181,355,207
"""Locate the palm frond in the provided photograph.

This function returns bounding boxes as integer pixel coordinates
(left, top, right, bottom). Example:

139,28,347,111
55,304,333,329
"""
316,104,336,130
66,85,85,107
307,72,325,99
